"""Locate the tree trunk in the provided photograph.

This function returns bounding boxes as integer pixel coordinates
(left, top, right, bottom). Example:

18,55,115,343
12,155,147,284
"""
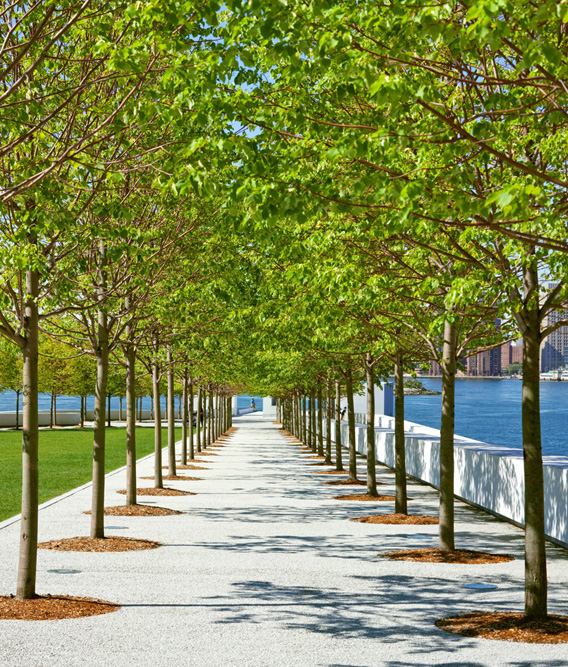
16,263,39,600
346,370,357,480
302,395,306,444
125,319,137,507
394,349,408,514
365,354,378,497
310,391,316,452
167,348,176,477
188,380,194,459
325,379,332,464
334,380,343,471
91,242,109,540
50,390,53,428
15,389,20,430
119,397,123,422
181,370,188,465
439,318,457,551
521,260,547,619
317,385,324,456
107,393,111,428
80,395,85,428
196,386,202,453
152,345,163,489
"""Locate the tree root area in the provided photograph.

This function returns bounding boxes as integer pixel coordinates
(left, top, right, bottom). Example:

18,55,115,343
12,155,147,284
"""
116,488,195,496
324,479,366,486
304,455,326,459
333,494,396,502
38,536,161,552
382,548,513,564
141,476,201,481
173,464,209,471
315,469,347,475
84,505,182,516
0,595,119,621
435,611,568,643
351,513,438,524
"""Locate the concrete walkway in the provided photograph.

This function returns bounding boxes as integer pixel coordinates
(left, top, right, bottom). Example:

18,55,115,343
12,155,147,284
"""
1,414,567,666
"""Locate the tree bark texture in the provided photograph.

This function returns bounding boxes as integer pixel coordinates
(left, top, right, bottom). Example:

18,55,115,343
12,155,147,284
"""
91,242,109,540
346,370,357,480
167,348,176,477
152,353,163,489
325,379,332,464
439,318,457,551
521,260,547,619
317,386,324,456
196,386,202,452
335,380,343,471
16,264,39,600
365,355,378,497
181,370,188,465
394,350,407,514
189,380,195,459
125,319,137,507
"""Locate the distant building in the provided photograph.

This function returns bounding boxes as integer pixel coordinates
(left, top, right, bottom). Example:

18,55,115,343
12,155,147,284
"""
540,309,568,372
466,346,502,376
502,340,523,367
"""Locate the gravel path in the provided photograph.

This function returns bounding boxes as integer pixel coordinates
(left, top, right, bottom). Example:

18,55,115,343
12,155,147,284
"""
1,414,567,666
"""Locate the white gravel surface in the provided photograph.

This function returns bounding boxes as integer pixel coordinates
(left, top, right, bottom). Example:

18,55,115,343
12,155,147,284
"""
1,413,568,667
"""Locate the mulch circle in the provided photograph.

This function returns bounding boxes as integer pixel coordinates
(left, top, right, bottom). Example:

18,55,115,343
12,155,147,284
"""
351,513,438,525
382,548,513,564
0,595,119,621
324,479,366,486
173,459,209,470
307,462,333,467
333,494,396,502
316,469,348,475
84,505,182,516
38,536,161,552
435,611,568,643
305,455,326,459
191,452,217,456
141,476,201,481
116,488,196,497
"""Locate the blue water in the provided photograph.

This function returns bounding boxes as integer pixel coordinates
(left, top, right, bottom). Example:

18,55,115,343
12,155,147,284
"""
404,379,568,457
0,393,263,414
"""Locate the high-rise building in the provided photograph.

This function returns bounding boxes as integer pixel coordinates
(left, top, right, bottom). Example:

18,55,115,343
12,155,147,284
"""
540,308,568,372
466,346,502,376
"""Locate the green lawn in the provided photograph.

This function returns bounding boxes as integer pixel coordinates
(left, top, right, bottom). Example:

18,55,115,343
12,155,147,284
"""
0,427,182,522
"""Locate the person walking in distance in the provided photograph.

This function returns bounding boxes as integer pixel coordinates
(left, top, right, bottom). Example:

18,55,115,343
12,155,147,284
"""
251,398,256,412
340,406,347,421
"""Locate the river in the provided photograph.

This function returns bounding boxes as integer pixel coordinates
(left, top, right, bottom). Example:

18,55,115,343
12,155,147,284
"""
405,378,568,457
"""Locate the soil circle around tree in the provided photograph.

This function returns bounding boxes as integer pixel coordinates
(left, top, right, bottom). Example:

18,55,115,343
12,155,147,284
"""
382,548,513,564
84,505,182,516
333,494,396,502
315,469,347,475
38,536,161,552
116,488,195,497
351,513,438,525
0,595,119,621
324,479,367,486
141,475,201,481
435,611,568,643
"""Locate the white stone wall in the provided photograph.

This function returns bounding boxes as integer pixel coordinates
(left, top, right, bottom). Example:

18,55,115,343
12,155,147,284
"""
321,416,568,549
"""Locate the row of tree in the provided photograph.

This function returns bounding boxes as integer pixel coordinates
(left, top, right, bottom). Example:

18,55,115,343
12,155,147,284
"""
2,0,568,629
